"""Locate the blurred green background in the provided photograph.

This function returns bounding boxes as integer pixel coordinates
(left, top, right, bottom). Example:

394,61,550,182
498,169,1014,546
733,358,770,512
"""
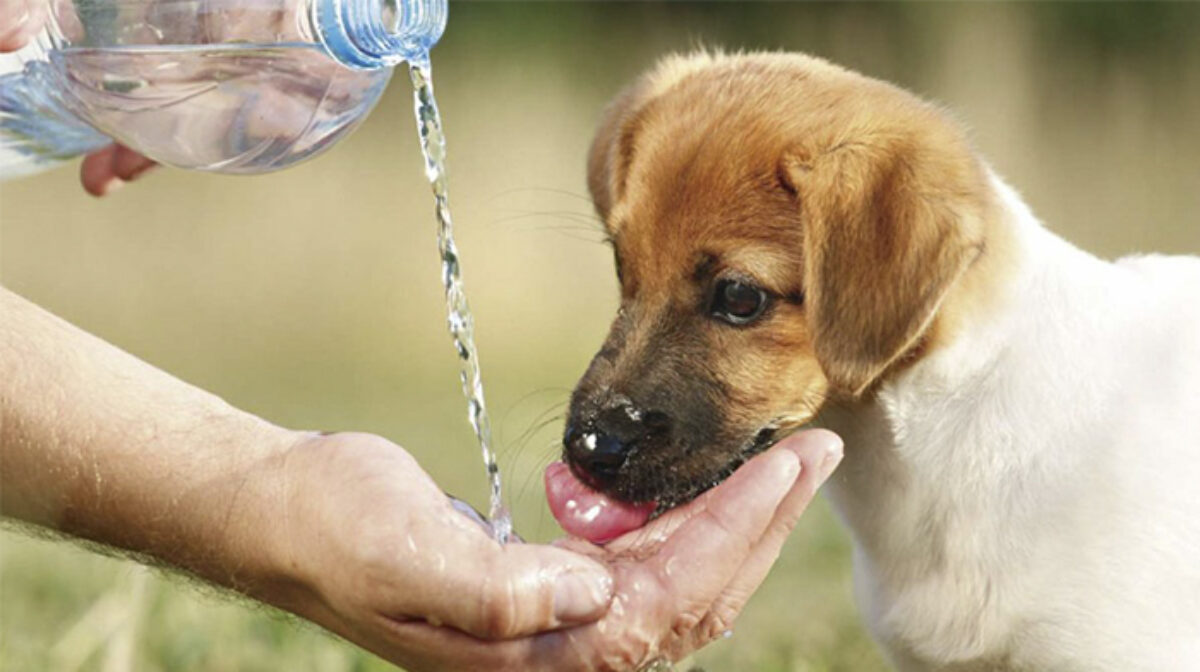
3,2,1199,670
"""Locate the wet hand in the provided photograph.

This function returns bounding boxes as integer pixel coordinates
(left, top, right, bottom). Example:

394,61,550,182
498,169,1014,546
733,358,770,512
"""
254,432,617,669
0,8,156,196
271,430,842,671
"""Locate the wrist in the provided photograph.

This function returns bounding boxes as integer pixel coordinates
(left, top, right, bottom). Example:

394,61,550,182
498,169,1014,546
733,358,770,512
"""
232,431,440,625
183,424,319,606
73,409,312,604
0,288,326,612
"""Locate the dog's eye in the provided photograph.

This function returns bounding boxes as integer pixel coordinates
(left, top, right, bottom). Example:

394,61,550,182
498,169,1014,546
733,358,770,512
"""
711,279,769,325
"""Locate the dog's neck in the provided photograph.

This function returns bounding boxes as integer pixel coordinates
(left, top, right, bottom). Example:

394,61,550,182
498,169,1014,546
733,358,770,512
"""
815,171,1135,661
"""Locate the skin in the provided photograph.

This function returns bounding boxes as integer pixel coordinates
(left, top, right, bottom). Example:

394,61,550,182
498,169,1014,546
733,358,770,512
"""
0,7,156,195
1,199,842,669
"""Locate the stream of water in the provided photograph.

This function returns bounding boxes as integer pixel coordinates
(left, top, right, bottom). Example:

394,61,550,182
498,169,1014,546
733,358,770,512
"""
409,61,512,545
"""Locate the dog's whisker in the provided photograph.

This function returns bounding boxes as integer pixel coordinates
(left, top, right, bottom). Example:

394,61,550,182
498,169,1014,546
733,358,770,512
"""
485,211,609,245
488,210,603,229
485,186,597,205
511,442,561,519
535,229,612,246
497,395,570,518
507,415,566,458
499,412,564,478
496,390,568,443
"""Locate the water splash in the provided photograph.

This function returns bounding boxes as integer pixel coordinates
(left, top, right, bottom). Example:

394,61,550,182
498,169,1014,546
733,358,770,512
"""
409,60,511,544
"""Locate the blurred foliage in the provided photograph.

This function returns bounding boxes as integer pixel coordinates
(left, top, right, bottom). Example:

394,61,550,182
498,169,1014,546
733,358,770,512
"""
2,2,1199,671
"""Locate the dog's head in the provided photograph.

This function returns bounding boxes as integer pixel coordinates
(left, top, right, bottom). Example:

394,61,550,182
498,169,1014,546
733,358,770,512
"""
564,52,993,509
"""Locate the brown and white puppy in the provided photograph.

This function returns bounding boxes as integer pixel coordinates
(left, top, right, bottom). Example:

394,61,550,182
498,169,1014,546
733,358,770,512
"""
552,51,1200,671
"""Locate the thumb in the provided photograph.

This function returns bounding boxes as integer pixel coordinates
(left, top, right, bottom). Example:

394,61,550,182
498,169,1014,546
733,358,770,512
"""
413,526,614,640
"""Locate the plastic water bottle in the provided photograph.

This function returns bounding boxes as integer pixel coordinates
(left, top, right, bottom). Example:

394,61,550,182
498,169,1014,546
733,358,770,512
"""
0,0,445,178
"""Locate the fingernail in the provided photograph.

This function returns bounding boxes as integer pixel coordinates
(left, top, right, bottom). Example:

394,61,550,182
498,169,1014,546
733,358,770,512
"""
553,568,612,623
769,447,802,491
97,178,124,197
817,439,844,484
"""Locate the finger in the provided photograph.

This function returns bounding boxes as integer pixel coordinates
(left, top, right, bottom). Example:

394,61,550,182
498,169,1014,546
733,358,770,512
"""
602,432,828,558
652,444,802,611
402,512,614,640
598,489,708,558
81,145,157,196
111,145,157,181
601,448,792,558
288,593,555,672
0,0,42,52
678,430,843,654
714,431,842,605
80,145,122,196
370,615,662,672
363,617,565,672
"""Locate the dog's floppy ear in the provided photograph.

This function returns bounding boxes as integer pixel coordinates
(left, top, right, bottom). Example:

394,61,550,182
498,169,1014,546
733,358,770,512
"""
781,133,987,397
587,82,650,221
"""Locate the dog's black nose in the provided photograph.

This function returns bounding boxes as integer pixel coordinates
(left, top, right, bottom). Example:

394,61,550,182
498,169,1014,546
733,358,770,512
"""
565,402,668,489
565,426,631,487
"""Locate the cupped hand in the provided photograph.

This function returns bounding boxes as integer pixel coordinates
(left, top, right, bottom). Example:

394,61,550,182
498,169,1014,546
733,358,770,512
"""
257,433,616,661
0,7,156,195
261,430,841,672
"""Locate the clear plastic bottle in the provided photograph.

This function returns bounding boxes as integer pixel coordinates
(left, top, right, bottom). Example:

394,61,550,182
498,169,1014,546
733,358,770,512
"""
0,0,445,178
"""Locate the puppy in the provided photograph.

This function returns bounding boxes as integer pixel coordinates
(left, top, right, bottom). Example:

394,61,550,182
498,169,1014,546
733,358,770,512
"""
545,51,1200,670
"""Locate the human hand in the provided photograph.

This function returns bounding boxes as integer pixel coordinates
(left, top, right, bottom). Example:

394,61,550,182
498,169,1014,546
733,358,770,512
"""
0,284,841,670
0,0,42,52
78,145,158,196
251,432,615,663
258,429,841,671
0,4,156,196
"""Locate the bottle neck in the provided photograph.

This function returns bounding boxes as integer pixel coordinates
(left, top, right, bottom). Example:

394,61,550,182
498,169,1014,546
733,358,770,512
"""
314,0,445,69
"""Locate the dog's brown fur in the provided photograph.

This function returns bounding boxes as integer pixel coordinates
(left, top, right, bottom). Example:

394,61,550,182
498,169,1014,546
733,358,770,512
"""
568,51,1010,506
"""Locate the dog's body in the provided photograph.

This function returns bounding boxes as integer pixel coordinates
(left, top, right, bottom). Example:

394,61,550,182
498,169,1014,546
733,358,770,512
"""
822,177,1200,670
563,51,1200,670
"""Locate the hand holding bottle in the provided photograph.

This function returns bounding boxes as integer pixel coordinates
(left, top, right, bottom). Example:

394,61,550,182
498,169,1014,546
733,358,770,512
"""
0,1,156,195
0,0,444,188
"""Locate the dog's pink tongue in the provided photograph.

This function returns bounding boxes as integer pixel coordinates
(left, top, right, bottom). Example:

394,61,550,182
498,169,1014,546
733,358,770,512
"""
545,462,655,544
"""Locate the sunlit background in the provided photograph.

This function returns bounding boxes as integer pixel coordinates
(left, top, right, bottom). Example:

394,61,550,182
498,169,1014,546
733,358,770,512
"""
3,2,1199,670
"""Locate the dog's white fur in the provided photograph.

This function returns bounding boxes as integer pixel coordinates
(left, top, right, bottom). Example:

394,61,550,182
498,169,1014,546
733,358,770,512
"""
820,173,1200,671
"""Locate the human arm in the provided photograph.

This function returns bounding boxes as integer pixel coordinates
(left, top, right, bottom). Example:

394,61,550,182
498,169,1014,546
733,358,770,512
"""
0,285,841,670
0,285,611,633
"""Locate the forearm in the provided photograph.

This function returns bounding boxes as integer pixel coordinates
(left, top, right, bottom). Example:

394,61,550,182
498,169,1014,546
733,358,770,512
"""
0,286,299,593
